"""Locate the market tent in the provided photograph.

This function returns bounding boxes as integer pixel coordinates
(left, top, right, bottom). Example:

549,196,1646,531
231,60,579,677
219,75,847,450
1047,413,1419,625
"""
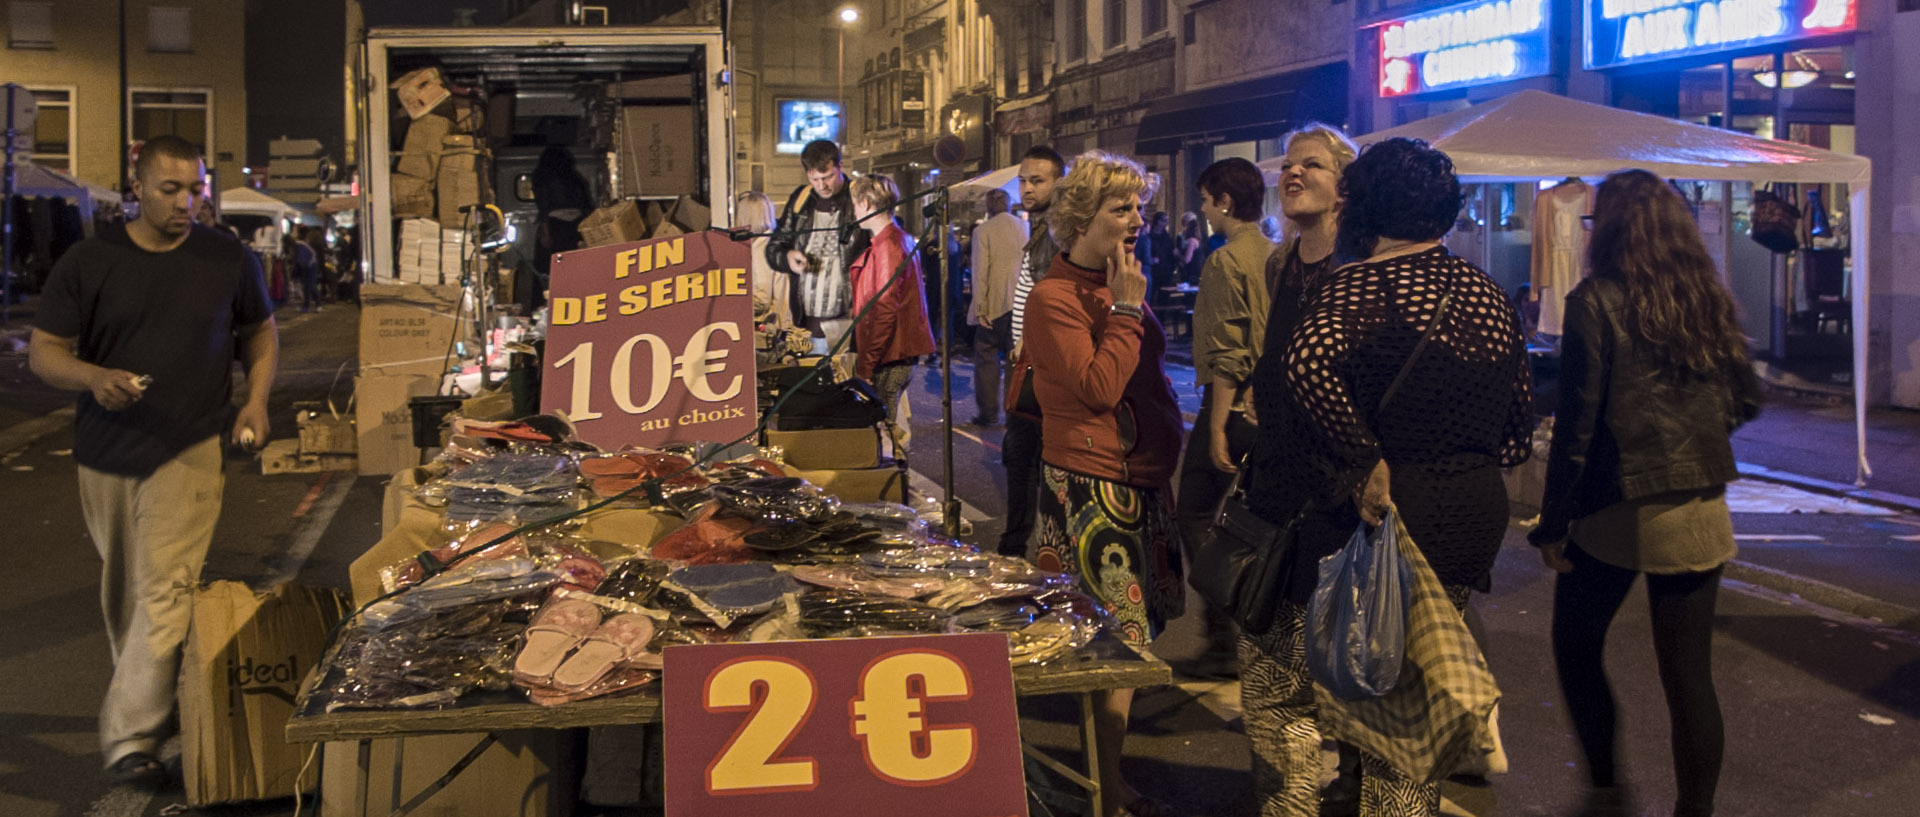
219,186,299,222
1262,90,1874,483
5,159,98,212
951,164,1020,204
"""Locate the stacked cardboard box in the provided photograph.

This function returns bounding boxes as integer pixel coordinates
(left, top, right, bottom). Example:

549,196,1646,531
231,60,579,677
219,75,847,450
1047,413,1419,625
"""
356,284,465,475
396,219,443,284
440,227,467,280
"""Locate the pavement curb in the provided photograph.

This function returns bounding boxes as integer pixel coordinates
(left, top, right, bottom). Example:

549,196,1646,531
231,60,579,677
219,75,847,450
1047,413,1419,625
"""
0,407,74,455
1736,461,1920,516
1723,559,1920,635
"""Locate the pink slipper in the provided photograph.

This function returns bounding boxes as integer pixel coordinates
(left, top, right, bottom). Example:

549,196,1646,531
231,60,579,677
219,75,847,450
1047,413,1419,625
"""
550,613,658,692
513,598,602,686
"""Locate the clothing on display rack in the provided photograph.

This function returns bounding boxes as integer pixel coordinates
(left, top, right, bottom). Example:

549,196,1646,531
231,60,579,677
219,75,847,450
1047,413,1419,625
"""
1531,178,1593,337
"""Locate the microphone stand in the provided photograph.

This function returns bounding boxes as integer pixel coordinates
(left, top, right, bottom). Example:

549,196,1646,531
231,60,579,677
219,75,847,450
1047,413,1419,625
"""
929,187,960,537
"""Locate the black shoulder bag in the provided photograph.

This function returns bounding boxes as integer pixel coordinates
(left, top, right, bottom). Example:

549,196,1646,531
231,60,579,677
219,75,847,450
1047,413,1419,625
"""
1190,287,1454,635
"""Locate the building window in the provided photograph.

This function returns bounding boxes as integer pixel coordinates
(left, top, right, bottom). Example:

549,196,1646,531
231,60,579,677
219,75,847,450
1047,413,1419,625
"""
1104,0,1126,49
147,6,190,53
130,89,211,156
8,1,53,49
1065,0,1087,62
1142,0,1166,35
28,88,74,173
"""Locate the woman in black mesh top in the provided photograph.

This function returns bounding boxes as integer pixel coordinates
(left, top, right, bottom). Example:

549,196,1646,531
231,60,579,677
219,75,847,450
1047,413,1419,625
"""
1240,137,1532,816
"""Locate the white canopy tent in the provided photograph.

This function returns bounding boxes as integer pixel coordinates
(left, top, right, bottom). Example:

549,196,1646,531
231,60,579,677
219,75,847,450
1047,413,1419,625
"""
1256,90,1875,484
952,164,1021,205
219,186,300,223
6,160,102,213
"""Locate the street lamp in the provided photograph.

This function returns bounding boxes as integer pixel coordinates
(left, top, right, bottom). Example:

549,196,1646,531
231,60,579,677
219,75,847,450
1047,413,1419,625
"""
838,7,859,136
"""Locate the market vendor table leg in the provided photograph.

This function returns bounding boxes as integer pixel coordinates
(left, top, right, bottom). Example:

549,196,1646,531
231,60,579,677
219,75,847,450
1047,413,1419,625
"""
353,739,370,817
1018,690,1104,817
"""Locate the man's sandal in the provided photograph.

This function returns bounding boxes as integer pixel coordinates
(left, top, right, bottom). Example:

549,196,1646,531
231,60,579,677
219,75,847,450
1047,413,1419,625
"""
106,752,166,790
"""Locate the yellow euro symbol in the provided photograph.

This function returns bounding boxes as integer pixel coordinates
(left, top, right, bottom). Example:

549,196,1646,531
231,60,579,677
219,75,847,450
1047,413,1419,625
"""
675,323,742,402
850,651,976,786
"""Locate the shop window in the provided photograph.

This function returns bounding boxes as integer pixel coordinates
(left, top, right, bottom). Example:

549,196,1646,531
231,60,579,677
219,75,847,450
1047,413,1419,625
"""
147,6,190,53
28,87,73,173
1104,0,1125,49
1142,0,1166,35
8,1,52,49
130,89,211,156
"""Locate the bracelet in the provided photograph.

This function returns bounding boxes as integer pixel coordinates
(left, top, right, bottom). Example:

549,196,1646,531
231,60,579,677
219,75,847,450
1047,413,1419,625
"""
1109,302,1145,320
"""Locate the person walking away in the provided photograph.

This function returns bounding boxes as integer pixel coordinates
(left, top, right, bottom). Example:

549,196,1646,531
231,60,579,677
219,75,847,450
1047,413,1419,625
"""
1175,211,1205,286
1532,169,1762,817
1026,151,1185,817
999,145,1068,559
27,134,278,790
292,226,322,312
969,188,1028,425
1146,210,1177,298
1171,157,1276,681
1239,137,1532,816
765,139,870,353
735,190,794,333
846,174,936,458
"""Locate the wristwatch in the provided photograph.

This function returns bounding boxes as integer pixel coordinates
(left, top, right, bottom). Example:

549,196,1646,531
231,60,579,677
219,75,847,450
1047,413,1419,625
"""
1110,302,1145,320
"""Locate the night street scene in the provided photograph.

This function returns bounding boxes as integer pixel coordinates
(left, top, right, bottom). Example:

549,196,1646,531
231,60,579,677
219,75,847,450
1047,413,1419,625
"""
4,1,1920,816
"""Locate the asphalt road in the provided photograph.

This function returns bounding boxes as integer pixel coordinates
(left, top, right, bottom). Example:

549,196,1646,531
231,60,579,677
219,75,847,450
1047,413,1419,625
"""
0,311,1916,816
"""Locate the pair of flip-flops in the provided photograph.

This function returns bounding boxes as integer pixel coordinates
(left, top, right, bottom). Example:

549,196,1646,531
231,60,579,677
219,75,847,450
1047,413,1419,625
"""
513,598,659,691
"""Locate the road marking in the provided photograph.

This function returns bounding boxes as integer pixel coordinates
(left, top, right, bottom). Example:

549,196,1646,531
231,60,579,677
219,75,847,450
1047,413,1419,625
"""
1177,679,1243,725
949,422,1001,452
1893,534,1920,542
0,407,75,456
1733,534,1825,542
258,470,358,589
907,467,989,522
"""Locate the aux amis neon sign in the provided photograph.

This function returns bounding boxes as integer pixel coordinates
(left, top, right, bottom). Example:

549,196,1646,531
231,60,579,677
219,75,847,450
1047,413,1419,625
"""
1585,0,1856,70
1372,0,1552,97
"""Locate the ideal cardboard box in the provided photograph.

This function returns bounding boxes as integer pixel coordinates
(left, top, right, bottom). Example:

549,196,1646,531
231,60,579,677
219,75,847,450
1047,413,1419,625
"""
618,105,695,198
179,582,348,805
320,732,576,817
578,200,646,248
766,427,881,470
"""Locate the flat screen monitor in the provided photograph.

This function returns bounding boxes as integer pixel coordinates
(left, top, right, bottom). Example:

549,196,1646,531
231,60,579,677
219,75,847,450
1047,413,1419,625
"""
775,99,844,155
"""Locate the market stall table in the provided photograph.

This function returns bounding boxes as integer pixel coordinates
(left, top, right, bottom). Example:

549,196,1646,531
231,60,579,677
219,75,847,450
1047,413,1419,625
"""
288,630,1170,817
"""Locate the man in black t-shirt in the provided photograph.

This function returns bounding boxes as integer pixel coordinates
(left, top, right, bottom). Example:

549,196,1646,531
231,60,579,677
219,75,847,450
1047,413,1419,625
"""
28,135,278,790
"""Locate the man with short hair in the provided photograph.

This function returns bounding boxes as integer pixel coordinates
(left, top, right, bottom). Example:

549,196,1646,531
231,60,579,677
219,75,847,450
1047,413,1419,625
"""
1173,156,1277,680
999,145,1066,558
765,139,871,351
968,188,1028,426
29,134,278,789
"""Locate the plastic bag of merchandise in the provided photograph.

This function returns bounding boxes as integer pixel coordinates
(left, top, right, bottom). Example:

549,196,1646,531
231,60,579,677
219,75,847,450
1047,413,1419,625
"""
794,592,952,638
1307,509,1413,701
323,602,521,712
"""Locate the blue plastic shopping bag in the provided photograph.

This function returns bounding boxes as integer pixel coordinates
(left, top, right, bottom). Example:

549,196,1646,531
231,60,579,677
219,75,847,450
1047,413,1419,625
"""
1308,508,1414,700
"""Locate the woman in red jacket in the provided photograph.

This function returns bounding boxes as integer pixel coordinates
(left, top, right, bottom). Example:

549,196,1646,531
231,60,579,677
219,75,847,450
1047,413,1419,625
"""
848,174,936,456
1026,151,1184,817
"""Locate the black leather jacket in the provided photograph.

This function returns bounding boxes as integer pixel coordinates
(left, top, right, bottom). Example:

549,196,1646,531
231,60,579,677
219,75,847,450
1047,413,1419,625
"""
763,182,870,276
1530,275,1763,545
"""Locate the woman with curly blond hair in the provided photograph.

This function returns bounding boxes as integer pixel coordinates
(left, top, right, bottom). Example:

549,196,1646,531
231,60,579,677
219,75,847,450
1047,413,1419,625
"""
1026,150,1185,817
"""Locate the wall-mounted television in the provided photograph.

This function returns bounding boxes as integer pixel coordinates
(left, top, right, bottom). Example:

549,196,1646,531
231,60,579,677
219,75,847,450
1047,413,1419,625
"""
775,99,844,155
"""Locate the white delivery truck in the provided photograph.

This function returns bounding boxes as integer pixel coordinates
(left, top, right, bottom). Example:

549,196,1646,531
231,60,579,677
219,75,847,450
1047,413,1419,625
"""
353,25,733,283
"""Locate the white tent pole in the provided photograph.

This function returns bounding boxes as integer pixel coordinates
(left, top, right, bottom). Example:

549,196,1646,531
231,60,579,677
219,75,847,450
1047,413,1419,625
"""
1850,184,1871,487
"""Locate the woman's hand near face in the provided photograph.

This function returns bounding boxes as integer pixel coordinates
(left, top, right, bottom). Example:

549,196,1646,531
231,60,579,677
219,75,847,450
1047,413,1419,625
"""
1107,241,1148,307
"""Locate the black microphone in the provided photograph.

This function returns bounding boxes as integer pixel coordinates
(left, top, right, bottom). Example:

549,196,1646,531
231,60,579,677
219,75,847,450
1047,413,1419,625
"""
838,218,859,246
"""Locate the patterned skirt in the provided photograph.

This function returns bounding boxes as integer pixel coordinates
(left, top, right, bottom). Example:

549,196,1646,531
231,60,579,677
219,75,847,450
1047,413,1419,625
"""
1034,464,1186,648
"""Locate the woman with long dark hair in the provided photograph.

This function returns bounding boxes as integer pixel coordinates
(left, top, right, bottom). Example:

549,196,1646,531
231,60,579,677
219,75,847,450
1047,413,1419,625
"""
1531,169,1762,817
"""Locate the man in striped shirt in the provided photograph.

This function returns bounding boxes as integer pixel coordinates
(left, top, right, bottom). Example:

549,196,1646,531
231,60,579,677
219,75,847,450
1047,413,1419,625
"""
1000,145,1067,558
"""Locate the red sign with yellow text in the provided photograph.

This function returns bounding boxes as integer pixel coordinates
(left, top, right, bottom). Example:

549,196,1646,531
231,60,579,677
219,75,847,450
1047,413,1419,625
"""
661,633,1027,817
543,233,756,450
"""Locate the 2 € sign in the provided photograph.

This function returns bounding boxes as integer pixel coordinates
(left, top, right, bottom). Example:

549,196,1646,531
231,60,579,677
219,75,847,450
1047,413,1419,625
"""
662,632,1027,817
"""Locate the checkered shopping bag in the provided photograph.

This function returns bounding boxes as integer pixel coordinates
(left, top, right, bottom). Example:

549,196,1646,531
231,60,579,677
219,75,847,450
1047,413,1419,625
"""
1313,512,1500,784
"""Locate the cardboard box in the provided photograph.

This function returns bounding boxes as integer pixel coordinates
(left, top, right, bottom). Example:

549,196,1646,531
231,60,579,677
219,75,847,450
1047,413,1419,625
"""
261,438,357,475
486,93,515,143
611,73,692,101
391,67,452,119
436,149,487,228
578,200,647,248
354,371,444,477
402,113,453,157
618,105,696,198
400,218,441,242
448,96,485,134
320,731,576,817
391,173,435,220
297,409,356,455
793,461,909,504
180,582,348,805
380,465,443,537
359,284,464,371
395,152,436,182
650,195,712,239
766,427,881,470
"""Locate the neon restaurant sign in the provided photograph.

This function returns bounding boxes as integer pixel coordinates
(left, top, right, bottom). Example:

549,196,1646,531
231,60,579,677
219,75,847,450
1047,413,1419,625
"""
1372,0,1552,97
1585,0,1857,70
